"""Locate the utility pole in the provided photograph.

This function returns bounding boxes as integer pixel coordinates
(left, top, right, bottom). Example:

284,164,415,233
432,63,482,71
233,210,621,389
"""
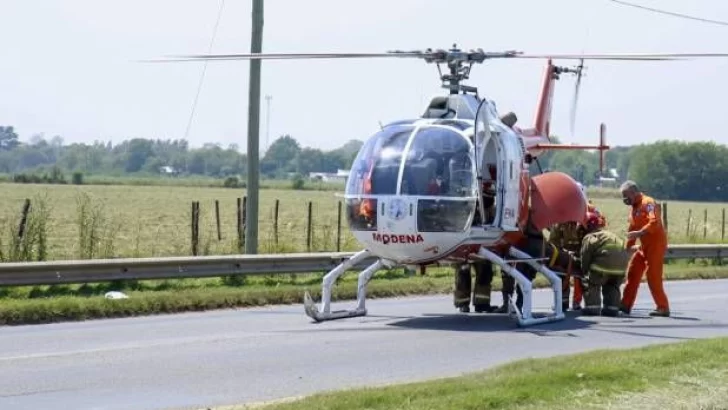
245,0,263,254
265,94,272,152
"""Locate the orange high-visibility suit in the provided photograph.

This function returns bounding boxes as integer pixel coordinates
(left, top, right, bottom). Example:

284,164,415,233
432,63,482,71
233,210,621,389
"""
620,194,669,313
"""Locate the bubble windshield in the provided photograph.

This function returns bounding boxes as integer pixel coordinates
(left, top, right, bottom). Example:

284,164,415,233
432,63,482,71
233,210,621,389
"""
345,123,477,232
345,124,477,198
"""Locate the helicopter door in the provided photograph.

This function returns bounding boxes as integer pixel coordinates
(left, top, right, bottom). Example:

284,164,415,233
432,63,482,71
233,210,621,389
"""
472,98,492,226
493,130,524,231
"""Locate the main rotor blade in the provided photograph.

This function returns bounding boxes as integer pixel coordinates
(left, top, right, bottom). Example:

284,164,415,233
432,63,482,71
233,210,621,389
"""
140,51,425,62
511,52,728,60
138,50,728,63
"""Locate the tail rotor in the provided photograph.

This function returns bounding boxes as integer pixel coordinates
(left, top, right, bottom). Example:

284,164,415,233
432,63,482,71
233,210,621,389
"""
568,59,585,140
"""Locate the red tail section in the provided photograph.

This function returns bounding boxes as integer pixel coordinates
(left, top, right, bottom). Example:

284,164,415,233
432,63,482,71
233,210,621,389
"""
533,59,557,139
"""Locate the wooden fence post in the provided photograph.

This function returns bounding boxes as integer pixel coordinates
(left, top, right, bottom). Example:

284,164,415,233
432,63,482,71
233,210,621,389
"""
336,201,342,252
273,199,279,246
686,209,692,238
191,201,200,256
215,199,221,241
703,208,708,239
306,201,313,252
13,198,31,255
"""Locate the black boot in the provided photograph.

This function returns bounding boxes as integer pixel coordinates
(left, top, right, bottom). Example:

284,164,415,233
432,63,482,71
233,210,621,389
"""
474,304,495,313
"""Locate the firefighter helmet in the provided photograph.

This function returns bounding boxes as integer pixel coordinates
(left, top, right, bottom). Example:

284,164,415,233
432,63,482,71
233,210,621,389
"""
584,211,605,231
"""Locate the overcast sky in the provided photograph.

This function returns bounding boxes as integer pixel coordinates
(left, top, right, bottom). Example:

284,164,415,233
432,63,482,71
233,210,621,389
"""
2,0,727,152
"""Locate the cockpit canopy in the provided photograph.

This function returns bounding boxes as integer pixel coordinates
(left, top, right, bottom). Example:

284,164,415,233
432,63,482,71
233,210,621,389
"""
346,122,477,199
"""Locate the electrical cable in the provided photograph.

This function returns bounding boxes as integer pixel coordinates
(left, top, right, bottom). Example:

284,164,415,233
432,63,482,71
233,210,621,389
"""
604,0,728,27
183,0,226,141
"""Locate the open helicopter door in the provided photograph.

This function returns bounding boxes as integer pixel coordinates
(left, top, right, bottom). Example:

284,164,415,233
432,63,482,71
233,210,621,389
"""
472,99,490,227
493,127,526,232
474,99,522,231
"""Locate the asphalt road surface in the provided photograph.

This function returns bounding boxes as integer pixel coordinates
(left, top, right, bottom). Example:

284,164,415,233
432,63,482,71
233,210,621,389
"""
1,279,727,410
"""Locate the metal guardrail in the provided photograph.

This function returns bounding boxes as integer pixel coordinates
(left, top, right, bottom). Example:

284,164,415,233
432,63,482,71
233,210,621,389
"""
0,244,724,287
664,244,726,260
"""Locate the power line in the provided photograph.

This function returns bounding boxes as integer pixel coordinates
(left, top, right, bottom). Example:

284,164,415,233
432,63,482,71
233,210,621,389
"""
183,0,227,141
604,0,728,27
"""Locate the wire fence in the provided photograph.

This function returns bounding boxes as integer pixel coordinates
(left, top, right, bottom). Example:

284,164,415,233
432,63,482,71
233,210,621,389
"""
1,195,726,262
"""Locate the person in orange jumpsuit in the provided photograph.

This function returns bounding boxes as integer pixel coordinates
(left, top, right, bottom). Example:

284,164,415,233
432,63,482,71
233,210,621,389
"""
618,180,670,317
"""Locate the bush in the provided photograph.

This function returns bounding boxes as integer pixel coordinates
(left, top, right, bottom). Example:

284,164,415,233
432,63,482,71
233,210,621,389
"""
223,176,239,188
291,174,305,190
72,172,84,185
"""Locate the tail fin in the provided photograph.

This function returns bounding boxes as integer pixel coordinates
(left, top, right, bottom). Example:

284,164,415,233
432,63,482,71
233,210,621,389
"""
533,59,556,139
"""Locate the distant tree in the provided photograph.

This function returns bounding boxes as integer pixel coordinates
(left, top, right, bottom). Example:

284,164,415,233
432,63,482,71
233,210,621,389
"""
261,135,301,177
0,126,20,151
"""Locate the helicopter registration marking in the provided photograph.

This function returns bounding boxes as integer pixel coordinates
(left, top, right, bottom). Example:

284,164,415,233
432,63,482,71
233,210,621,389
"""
372,233,424,244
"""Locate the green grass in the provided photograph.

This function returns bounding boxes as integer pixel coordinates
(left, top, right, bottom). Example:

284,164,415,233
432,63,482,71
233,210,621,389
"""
0,182,357,260
213,337,728,410
0,183,725,262
1,261,726,326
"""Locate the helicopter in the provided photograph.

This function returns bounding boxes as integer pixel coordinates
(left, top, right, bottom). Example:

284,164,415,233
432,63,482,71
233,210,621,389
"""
151,46,728,326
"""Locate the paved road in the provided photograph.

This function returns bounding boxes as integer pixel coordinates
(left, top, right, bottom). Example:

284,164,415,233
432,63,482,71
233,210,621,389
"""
1,279,727,410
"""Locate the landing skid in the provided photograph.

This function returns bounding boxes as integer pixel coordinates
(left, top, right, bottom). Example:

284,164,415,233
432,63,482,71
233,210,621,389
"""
303,246,565,327
474,247,565,326
303,249,390,322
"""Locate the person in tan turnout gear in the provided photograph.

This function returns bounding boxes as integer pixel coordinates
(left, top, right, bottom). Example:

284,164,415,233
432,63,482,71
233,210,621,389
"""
549,221,585,311
454,177,497,313
454,261,495,313
566,211,632,316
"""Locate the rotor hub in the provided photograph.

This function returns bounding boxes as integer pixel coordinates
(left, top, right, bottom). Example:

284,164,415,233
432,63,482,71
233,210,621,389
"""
386,44,524,95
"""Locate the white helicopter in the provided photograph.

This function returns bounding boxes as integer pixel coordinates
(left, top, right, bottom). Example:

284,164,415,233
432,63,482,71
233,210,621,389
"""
154,46,728,326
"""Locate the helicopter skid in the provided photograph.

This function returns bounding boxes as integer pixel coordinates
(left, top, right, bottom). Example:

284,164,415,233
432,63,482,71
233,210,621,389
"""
303,249,387,322
476,247,565,327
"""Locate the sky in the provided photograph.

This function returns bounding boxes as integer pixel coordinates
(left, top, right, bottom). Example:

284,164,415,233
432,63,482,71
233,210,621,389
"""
1,0,728,153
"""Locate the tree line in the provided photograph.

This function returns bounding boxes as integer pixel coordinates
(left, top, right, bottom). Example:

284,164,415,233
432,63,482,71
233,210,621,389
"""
0,126,361,180
534,137,728,202
1,125,726,201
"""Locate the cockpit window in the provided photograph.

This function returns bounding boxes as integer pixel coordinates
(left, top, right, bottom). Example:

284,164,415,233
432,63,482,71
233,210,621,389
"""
400,126,476,198
345,125,412,197
345,123,478,232
345,124,414,231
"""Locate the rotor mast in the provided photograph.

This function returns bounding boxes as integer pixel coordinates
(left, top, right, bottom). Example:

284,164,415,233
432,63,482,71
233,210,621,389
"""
412,44,522,95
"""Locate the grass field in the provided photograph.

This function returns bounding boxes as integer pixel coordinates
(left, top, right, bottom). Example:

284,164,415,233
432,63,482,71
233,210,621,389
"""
217,336,728,410
0,182,726,261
